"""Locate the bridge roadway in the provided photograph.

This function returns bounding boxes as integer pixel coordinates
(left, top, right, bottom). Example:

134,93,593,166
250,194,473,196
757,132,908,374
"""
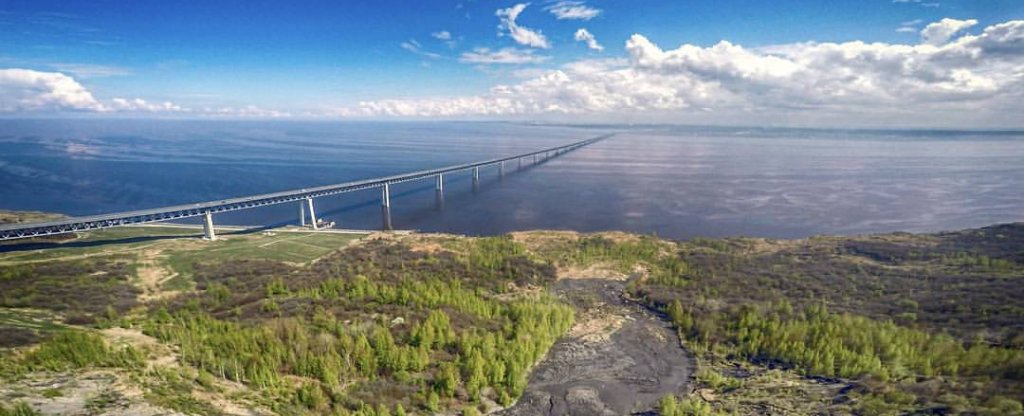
0,134,611,241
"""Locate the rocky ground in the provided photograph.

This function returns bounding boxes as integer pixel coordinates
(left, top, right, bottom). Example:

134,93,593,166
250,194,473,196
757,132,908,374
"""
499,267,695,416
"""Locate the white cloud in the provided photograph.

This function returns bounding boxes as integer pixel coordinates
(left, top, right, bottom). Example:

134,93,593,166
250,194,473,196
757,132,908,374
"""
400,39,442,59
109,98,185,112
545,1,601,20
921,18,978,45
897,19,922,33
497,4,551,49
338,18,1024,126
459,47,549,64
431,30,458,48
574,28,604,51
0,68,292,117
0,68,105,111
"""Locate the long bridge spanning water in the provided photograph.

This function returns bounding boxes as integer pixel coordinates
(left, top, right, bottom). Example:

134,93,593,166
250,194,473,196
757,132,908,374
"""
0,134,610,241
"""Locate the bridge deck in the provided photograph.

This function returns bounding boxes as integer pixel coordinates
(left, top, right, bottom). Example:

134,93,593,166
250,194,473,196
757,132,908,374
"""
0,134,610,240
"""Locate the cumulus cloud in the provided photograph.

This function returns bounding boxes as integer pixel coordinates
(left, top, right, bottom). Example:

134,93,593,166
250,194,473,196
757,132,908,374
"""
921,18,978,45
459,47,549,64
497,4,551,49
574,28,604,51
0,68,105,111
545,1,601,20
339,18,1024,126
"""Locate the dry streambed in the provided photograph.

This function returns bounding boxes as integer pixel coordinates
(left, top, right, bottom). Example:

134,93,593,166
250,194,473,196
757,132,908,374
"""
500,269,695,416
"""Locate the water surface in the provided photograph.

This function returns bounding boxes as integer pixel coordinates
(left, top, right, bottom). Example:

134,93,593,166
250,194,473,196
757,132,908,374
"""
1,119,1021,239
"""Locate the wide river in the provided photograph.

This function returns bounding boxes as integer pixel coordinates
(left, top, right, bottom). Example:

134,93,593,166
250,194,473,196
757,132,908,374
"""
1,119,1021,239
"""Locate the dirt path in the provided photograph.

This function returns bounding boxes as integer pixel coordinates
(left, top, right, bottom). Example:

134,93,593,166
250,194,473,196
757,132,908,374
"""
498,271,695,416
135,249,181,302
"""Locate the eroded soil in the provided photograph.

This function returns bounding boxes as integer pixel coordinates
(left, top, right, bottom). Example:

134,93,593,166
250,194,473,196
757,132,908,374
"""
499,272,695,416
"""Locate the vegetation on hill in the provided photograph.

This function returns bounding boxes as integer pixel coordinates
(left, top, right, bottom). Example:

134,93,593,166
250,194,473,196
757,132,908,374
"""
1,223,1023,415
514,225,1024,415
0,232,573,415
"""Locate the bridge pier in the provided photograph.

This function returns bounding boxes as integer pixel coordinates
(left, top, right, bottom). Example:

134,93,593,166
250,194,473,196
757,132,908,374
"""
202,211,216,241
499,161,505,177
518,158,523,170
381,183,393,231
298,202,306,226
306,197,318,230
435,174,445,210
472,167,480,185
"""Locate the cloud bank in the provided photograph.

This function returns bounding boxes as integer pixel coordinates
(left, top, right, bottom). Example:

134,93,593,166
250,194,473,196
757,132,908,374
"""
341,18,1024,126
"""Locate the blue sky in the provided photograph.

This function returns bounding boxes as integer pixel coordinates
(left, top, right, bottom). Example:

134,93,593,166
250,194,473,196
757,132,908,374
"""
1,0,1023,126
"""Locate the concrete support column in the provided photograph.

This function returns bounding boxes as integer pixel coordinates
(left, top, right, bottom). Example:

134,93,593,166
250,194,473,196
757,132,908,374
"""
306,197,318,230
472,167,480,184
518,158,523,169
299,201,306,226
435,175,445,211
202,211,216,241
499,161,505,177
381,183,393,231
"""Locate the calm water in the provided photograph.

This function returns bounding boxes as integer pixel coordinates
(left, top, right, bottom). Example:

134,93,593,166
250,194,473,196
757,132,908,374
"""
1,119,1021,239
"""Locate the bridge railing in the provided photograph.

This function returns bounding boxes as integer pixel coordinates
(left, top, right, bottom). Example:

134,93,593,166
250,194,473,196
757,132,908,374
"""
0,133,610,241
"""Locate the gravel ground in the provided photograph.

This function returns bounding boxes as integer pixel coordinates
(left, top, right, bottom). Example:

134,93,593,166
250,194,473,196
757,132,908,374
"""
498,276,695,416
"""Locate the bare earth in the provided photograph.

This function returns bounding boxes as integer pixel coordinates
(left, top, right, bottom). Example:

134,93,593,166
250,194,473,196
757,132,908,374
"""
498,270,695,416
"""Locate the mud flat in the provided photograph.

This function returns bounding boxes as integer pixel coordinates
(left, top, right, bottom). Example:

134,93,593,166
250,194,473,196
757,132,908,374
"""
499,273,695,416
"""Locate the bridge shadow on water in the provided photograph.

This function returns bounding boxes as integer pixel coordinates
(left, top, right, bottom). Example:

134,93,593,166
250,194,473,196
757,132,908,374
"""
0,154,555,253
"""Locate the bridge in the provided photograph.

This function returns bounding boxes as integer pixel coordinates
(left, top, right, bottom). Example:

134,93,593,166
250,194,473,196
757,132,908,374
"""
0,134,611,241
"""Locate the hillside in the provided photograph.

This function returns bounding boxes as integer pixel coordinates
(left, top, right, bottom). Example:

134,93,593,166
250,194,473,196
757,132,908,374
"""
0,220,1022,415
